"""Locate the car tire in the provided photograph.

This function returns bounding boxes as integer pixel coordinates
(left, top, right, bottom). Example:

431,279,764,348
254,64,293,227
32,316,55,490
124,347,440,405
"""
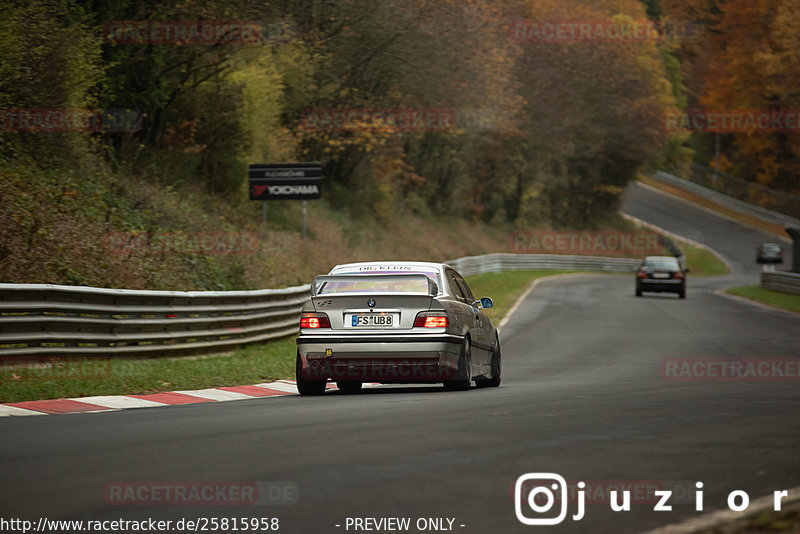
679,284,686,299
444,338,472,391
475,335,501,388
296,352,326,396
336,380,362,394
635,284,642,297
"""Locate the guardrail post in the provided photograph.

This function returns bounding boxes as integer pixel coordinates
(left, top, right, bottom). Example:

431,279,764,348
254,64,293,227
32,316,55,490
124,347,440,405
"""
787,227,800,273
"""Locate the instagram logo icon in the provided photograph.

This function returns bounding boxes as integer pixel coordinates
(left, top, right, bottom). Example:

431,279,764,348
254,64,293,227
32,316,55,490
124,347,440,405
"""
515,473,581,525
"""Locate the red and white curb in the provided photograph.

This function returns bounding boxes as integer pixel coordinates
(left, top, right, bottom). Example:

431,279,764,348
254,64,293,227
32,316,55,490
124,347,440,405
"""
0,380,348,417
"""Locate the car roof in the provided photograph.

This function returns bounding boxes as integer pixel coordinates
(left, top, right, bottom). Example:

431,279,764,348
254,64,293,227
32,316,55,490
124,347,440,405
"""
329,261,449,274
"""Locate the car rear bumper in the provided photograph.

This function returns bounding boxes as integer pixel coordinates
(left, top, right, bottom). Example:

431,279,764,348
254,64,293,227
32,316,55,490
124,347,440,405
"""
296,333,465,382
638,278,683,292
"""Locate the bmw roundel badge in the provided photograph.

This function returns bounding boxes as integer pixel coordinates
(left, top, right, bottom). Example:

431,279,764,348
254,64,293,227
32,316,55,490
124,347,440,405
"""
367,299,376,308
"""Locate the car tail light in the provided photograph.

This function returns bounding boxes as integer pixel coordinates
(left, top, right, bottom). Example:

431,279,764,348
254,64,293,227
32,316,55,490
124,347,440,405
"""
673,270,685,280
413,312,448,328
637,268,648,279
300,312,331,329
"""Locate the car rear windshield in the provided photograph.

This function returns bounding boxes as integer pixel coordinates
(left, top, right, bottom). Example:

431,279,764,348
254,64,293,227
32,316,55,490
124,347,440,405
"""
644,257,680,270
762,244,781,250
320,268,442,295
318,278,431,295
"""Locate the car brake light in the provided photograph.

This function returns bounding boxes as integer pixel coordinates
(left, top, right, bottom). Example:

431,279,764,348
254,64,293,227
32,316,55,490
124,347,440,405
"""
637,269,648,279
673,271,684,280
300,313,331,329
413,313,448,328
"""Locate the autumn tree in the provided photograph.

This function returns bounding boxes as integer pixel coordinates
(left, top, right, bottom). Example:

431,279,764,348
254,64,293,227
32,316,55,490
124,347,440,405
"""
289,0,523,220
0,0,104,162
659,0,800,197
505,0,678,227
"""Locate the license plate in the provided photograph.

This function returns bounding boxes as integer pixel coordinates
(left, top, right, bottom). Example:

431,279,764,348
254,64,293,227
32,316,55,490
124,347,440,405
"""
652,272,670,279
349,314,396,327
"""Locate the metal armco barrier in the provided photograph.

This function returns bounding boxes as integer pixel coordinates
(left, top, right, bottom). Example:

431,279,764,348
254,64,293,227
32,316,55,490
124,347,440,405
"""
0,254,640,358
650,171,800,230
761,271,800,296
0,284,310,358
446,253,640,277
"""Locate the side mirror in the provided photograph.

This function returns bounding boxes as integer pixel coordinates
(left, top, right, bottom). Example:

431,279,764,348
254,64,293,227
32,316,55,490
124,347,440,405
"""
479,297,493,309
684,267,691,273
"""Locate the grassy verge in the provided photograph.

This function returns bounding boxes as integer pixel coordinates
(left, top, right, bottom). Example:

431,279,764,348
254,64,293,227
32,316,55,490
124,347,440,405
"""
0,270,563,403
621,211,729,276
0,338,298,403
727,285,800,314
682,241,730,276
465,270,574,323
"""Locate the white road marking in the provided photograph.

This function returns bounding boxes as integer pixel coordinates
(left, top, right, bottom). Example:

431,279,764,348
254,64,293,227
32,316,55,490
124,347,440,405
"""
178,389,254,402
0,405,46,417
253,382,298,393
72,396,165,409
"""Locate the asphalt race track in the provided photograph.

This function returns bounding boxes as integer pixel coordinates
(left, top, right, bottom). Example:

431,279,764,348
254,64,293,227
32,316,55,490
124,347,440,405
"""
1,184,798,533
624,182,794,284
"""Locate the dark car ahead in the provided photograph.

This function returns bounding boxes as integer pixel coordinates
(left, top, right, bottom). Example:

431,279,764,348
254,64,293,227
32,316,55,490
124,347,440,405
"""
756,243,783,264
635,256,687,299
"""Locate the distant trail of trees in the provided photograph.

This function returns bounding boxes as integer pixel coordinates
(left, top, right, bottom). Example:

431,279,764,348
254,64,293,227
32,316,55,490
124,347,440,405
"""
659,0,800,197
3,0,703,229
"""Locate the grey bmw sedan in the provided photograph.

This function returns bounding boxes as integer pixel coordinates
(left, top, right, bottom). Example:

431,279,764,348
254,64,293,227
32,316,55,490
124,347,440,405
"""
295,261,501,395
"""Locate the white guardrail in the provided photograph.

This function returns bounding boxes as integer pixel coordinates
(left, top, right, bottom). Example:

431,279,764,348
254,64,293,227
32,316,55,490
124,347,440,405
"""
0,254,640,358
761,271,800,296
650,171,800,230
445,253,639,277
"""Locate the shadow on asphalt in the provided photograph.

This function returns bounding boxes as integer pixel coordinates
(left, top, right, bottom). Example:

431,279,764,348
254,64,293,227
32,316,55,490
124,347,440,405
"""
324,384,498,396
